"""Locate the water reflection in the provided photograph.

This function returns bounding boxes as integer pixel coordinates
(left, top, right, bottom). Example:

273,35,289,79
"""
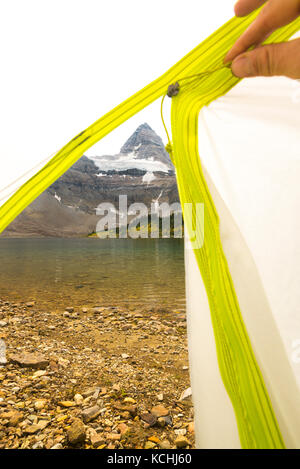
0,238,185,312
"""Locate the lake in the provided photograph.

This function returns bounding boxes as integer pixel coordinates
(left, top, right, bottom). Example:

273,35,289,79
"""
0,238,185,312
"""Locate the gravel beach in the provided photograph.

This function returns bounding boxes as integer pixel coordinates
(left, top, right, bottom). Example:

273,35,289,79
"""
0,299,194,449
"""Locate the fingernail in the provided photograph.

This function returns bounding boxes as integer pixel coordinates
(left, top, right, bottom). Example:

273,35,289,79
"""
232,56,252,77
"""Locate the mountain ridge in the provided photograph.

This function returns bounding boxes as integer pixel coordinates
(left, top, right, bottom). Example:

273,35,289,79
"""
1,124,179,238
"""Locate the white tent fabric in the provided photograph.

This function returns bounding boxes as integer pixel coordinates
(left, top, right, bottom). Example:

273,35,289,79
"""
186,76,300,449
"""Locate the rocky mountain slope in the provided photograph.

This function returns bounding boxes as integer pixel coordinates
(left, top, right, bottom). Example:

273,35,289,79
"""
1,124,179,237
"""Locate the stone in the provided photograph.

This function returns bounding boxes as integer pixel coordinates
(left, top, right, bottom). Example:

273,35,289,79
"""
32,370,47,379
0,321,8,327
67,418,86,445
34,399,47,410
113,403,137,417
151,405,169,418
123,397,135,404
92,387,101,399
157,417,166,428
159,439,172,449
107,433,121,441
74,393,84,405
90,433,106,448
26,302,35,308
58,401,76,408
32,441,44,449
9,353,49,369
51,443,63,449
23,424,41,435
121,353,130,359
161,415,173,426
148,436,160,444
0,410,23,427
81,405,101,423
117,423,129,436
140,412,157,427
49,359,59,371
104,419,113,427
175,436,189,448
157,393,164,401
38,420,50,430
144,440,156,449
174,428,187,436
0,339,7,366
179,387,192,401
65,307,74,313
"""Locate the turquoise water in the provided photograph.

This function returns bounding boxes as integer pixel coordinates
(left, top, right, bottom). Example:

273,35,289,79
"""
0,238,185,312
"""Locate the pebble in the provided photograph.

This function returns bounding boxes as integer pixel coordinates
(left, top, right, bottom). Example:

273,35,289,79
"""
23,424,41,435
74,393,84,405
151,405,169,418
0,339,7,365
90,433,106,448
9,353,49,369
58,401,76,408
34,399,47,410
140,413,157,427
174,428,187,436
32,370,47,379
157,417,166,428
159,439,172,449
179,387,192,401
81,405,101,423
144,440,156,449
123,397,135,404
67,418,86,445
0,410,23,427
117,423,129,436
107,433,121,441
175,435,190,448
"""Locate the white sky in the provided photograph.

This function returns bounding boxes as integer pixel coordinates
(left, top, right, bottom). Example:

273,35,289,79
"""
0,0,235,190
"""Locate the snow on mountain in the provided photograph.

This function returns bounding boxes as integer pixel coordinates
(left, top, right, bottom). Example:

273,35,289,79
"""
89,123,174,174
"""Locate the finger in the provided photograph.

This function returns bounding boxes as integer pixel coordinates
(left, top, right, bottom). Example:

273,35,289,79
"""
225,0,300,63
234,0,267,17
231,38,300,78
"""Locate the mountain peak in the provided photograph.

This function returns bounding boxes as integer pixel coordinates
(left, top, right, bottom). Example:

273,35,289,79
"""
89,123,174,174
120,122,163,155
136,122,153,132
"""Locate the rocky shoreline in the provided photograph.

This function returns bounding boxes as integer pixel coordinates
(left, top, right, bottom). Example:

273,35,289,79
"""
0,299,194,449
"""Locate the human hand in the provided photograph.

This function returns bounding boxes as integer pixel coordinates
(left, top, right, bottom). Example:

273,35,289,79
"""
224,0,300,79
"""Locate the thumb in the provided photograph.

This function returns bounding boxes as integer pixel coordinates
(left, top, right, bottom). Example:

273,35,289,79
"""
231,38,300,79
